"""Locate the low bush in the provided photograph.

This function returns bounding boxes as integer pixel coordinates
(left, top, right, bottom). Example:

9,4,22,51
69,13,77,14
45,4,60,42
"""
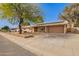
1,26,10,32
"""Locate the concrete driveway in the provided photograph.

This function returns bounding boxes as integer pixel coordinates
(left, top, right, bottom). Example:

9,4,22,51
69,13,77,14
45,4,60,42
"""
0,32,79,56
0,35,35,56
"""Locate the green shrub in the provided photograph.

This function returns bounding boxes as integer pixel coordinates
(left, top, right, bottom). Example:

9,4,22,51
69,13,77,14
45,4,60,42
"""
1,26,10,32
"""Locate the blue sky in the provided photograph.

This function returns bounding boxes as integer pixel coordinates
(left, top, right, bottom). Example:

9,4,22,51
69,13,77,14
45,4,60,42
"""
39,3,67,23
0,3,68,28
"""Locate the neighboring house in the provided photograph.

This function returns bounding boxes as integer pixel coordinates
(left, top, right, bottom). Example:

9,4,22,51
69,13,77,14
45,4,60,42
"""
12,26,33,33
10,28,19,32
10,28,18,32
21,26,33,33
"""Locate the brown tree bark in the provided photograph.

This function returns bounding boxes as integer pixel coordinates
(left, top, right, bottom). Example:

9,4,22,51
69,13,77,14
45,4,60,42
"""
19,18,23,34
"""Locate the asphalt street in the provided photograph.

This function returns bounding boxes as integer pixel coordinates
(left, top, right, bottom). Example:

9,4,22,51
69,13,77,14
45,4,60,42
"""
0,35,36,56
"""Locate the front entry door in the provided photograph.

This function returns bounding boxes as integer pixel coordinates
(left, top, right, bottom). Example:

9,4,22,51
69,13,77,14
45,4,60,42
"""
38,26,45,32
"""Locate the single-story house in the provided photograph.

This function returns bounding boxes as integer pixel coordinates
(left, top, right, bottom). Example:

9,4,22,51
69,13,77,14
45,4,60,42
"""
10,28,18,32
26,21,68,33
12,21,69,33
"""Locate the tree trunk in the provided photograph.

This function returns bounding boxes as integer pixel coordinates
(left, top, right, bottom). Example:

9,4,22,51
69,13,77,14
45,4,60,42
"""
70,22,74,32
19,18,23,34
19,24,22,34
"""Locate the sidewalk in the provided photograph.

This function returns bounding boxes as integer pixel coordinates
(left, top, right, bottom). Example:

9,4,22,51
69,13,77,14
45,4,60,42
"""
0,32,79,56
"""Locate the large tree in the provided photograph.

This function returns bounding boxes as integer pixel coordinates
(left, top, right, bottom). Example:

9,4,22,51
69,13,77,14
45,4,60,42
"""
59,3,79,29
0,3,43,34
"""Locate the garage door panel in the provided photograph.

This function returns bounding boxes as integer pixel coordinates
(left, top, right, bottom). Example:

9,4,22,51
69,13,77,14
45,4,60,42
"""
47,25,64,33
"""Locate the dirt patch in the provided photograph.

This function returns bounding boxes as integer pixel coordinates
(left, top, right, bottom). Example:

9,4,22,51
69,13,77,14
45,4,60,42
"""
6,32,34,38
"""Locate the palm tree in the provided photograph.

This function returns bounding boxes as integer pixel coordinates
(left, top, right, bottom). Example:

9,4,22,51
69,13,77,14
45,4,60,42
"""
0,3,43,34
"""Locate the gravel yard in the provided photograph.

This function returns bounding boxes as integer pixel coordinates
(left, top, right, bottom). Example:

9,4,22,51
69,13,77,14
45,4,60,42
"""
0,32,79,56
